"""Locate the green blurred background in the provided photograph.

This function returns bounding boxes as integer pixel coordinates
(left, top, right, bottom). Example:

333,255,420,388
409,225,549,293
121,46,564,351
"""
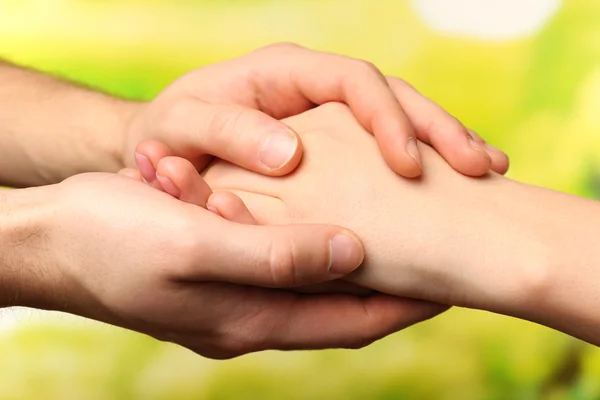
2,0,600,398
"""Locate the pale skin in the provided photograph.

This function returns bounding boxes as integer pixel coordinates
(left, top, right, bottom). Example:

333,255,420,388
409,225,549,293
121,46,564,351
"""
0,44,509,357
131,102,600,347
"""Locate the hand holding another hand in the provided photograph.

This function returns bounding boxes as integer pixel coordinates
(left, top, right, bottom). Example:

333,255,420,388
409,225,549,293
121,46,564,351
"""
1,172,442,359
123,43,509,186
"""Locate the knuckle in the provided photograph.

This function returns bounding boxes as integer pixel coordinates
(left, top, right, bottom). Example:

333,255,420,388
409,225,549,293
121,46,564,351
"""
422,114,442,137
263,238,298,287
446,114,466,134
353,59,382,77
423,106,464,138
205,105,245,141
387,76,414,92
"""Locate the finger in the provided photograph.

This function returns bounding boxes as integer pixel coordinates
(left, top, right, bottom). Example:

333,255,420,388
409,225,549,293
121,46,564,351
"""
118,168,143,181
155,156,213,206
201,44,422,177
134,139,176,190
206,191,258,224
385,77,501,177
157,97,304,176
468,129,510,175
189,220,365,287
255,45,423,177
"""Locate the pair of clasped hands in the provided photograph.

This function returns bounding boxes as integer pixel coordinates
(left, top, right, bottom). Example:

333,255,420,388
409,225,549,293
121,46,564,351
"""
52,44,510,359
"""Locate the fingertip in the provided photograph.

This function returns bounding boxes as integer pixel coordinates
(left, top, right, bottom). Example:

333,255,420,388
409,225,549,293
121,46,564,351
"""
258,126,304,176
376,136,422,179
157,156,213,207
457,159,492,177
385,156,422,179
328,230,365,276
493,159,510,175
485,143,510,175
206,204,221,216
134,152,157,184
134,139,176,184
155,174,181,198
439,132,492,177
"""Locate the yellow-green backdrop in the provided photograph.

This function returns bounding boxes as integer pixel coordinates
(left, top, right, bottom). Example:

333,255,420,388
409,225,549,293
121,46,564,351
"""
2,1,600,399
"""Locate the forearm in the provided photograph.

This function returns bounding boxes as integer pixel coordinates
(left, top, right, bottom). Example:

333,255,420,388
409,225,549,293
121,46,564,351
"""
0,60,141,187
0,187,61,309
349,165,600,345
476,179,600,345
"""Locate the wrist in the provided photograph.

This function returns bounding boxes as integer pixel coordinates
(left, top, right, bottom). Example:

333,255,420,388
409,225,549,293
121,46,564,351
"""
488,185,600,344
440,177,553,314
0,186,61,309
0,61,146,185
458,179,570,327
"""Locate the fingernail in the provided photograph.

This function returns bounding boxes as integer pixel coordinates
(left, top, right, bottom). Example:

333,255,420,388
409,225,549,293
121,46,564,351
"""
406,137,422,169
156,174,181,198
469,137,492,161
259,128,298,170
485,142,504,155
207,205,221,216
329,233,365,275
134,152,157,183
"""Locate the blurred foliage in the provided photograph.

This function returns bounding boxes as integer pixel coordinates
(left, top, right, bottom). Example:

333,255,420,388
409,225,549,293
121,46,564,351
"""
1,0,600,399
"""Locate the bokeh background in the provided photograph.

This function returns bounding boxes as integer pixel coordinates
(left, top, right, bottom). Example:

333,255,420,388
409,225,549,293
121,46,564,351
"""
2,0,600,398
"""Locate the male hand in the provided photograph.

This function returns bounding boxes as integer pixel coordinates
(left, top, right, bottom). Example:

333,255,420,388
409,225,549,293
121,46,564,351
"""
7,174,441,359
124,43,509,184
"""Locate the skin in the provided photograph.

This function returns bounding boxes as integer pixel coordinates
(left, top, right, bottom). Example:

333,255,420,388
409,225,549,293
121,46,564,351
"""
134,102,600,347
0,43,508,188
3,43,503,357
0,176,444,359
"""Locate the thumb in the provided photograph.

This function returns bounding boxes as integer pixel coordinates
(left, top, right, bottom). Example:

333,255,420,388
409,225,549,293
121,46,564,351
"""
162,97,304,176
195,218,365,287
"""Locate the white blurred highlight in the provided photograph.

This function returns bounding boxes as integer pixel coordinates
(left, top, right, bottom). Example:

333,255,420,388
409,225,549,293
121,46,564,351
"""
411,0,562,40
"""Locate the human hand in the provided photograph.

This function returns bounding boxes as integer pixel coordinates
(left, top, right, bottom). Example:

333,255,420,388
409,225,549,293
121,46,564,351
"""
133,102,518,310
3,173,442,359
123,43,509,184
120,153,377,297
